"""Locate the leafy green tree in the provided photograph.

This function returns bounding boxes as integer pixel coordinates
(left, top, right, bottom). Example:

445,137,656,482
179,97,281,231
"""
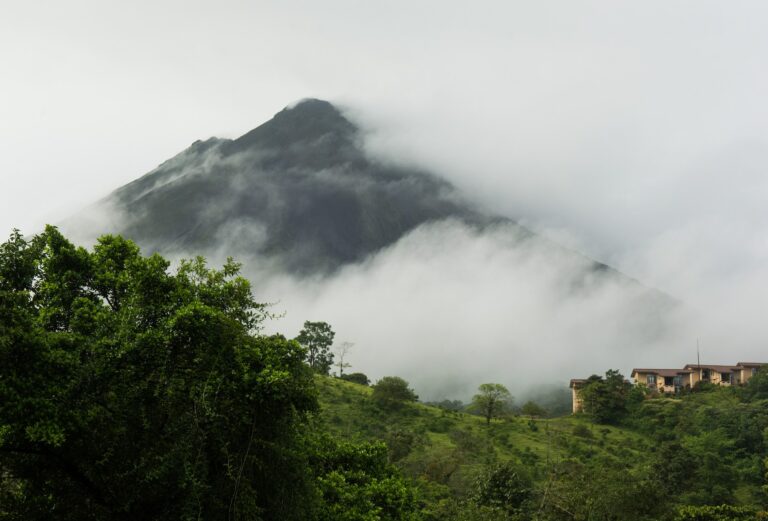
0,227,319,520
296,321,336,375
471,384,513,425
310,437,422,521
579,369,633,424
742,367,768,401
371,377,418,410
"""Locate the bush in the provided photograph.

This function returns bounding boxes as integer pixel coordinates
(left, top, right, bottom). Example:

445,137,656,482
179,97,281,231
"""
674,505,763,520
340,372,370,386
572,424,594,439
471,462,533,515
371,376,418,410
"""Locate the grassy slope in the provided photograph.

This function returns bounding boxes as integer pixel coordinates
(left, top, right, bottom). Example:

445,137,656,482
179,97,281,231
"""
315,376,653,499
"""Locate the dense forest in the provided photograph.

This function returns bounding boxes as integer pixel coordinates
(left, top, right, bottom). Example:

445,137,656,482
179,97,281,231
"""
1,228,767,520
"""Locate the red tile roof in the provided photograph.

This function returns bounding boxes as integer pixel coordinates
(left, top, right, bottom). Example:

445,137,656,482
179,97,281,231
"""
631,368,691,378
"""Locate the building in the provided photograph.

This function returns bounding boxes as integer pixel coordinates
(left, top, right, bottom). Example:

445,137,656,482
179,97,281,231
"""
570,362,766,413
632,362,766,392
630,368,693,393
569,379,586,413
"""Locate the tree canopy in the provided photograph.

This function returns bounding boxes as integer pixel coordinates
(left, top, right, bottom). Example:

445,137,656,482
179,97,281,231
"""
371,377,418,410
0,228,421,521
295,321,336,375
471,384,513,425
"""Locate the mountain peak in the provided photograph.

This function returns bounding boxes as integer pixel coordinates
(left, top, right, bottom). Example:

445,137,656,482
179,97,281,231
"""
227,98,356,155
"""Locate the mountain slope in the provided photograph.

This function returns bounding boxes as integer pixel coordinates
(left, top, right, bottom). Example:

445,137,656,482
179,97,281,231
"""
92,99,501,274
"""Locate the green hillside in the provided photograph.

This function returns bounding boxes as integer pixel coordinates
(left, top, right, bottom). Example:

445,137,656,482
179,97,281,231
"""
316,375,768,520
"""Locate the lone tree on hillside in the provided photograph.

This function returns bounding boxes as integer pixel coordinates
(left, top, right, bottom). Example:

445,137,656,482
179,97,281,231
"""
371,376,418,410
334,341,354,377
295,320,335,374
472,383,513,424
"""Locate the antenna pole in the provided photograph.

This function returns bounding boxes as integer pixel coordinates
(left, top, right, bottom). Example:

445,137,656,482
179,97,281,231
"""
697,338,701,383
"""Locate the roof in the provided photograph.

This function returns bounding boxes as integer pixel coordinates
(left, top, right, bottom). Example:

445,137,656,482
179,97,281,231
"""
631,368,691,377
569,379,586,388
736,362,767,367
683,364,741,372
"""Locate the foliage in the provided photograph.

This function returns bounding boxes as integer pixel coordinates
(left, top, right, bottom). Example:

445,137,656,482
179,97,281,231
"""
674,505,765,520
578,369,641,424
470,462,533,516
520,401,547,418
741,367,768,401
310,436,422,521
341,373,371,386
296,321,336,375
371,377,418,410
0,227,319,520
471,384,513,425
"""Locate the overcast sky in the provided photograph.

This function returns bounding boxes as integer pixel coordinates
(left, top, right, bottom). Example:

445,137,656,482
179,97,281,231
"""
3,1,768,378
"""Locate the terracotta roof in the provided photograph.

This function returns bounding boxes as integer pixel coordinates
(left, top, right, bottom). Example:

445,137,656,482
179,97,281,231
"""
631,368,691,377
684,364,741,373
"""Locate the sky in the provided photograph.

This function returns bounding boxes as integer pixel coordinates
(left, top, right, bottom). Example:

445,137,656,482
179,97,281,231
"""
3,1,768,397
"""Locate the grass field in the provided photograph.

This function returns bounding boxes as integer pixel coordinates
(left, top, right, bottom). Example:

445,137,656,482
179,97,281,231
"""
315,376,654,500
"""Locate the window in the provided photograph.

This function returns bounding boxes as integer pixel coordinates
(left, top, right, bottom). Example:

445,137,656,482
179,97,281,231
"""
647,374,656,385
673,376,682,387
721,372,732,384
752,367,758,376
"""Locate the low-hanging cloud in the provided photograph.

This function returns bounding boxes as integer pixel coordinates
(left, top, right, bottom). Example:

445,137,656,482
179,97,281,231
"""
254,219,689,401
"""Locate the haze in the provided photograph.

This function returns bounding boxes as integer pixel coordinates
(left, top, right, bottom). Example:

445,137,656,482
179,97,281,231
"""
3,1,768,398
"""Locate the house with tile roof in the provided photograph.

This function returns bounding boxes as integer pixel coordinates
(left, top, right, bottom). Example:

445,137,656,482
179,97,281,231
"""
570,362,767,413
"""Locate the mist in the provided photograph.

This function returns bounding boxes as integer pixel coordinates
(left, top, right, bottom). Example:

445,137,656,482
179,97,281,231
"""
8,0,768,400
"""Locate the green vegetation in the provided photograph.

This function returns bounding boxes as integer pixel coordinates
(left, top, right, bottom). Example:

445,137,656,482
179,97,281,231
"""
317,371,768,520
2,228,767,520
371,377,419,410
0,228,418,520
471,383,513,425
295,320,336,375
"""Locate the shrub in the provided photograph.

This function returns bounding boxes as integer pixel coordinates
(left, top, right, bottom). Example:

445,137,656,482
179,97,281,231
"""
340,372,370,386
371,376,418,410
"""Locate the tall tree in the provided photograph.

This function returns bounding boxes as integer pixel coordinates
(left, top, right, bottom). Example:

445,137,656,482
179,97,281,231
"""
0,227,319,520
295,321,335,374
472,384,513,425
579,369,639,424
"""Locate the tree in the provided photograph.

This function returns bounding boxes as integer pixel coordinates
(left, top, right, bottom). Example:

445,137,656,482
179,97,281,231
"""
371,377,418,410
0,227,319,520
295,321,335,374
333,341,354,377
742,366,768,401
579,369,633,424
311,437,422,521
471,384,513,425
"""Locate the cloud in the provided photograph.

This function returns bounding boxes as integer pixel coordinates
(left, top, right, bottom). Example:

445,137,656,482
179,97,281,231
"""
10,0,768,399
255,219,687,400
